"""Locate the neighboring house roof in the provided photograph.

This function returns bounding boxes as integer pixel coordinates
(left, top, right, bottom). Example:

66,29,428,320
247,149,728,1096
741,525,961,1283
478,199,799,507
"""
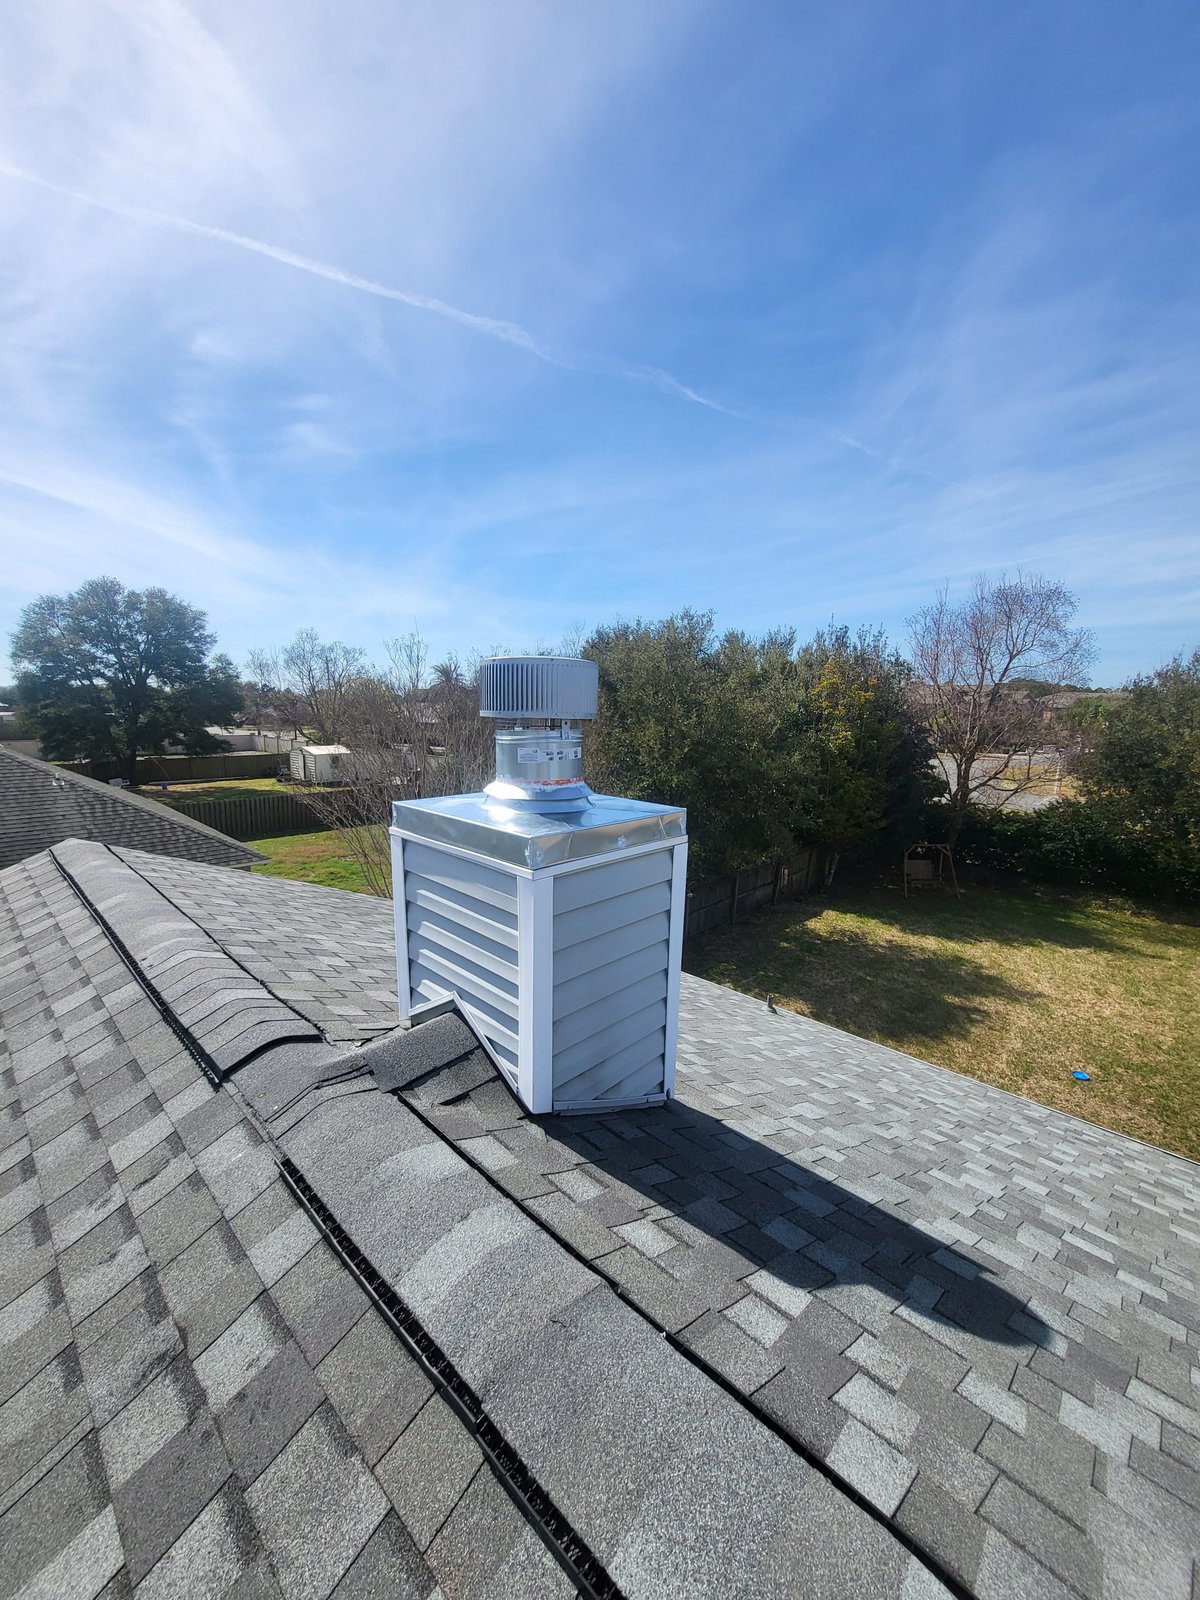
1,841,1197,1599
0,748,265,872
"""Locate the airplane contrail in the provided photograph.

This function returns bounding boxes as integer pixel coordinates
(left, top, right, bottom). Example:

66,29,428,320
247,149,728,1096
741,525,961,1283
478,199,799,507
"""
0,162,746,418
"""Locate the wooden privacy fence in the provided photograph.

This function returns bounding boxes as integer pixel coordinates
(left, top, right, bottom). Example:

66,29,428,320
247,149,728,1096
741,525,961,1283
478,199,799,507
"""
58,752,281,785
163,790,326,840
683,851,816,943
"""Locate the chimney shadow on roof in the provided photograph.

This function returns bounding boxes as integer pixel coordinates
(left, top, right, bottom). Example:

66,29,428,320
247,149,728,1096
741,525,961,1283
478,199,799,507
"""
550,1098,1054,1353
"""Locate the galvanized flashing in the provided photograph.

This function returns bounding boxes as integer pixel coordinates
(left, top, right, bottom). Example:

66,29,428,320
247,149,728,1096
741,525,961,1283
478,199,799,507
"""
392,792,686,872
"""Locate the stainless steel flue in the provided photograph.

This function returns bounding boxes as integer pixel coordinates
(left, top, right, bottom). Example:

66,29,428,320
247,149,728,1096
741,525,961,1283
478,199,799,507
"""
479,656,598,812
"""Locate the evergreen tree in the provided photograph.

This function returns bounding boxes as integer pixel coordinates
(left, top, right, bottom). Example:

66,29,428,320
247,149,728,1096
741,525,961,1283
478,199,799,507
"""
11,577,240,780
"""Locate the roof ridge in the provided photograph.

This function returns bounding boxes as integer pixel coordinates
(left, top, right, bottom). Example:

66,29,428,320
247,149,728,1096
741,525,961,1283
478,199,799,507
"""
50,839,321,1075
374,1012,976,1600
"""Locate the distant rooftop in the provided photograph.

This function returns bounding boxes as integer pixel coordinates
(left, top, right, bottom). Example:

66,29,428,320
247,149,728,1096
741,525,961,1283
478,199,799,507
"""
0,747,265,873
1,841,1196,1598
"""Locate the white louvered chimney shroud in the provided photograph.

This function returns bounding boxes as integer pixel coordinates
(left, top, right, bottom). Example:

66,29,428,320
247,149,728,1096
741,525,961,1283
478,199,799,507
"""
389,657,687,1114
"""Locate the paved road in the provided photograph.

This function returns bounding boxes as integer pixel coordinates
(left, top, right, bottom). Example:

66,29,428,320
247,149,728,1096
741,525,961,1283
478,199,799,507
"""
933,755,1064,812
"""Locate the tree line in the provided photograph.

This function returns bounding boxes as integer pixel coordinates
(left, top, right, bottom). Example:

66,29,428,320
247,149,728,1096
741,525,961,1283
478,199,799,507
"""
7,573,1198,900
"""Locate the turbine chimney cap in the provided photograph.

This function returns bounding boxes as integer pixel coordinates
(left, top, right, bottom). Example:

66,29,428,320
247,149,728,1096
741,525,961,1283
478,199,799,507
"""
478,656,598,722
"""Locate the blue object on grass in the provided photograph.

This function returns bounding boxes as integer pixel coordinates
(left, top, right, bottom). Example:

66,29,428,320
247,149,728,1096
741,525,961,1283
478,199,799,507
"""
1072,1070,1091,1081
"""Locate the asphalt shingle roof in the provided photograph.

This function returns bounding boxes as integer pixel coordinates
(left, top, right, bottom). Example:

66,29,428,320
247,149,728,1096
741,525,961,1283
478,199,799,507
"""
2,839,1198,1599
414,983,1200,1599
0,747,265,873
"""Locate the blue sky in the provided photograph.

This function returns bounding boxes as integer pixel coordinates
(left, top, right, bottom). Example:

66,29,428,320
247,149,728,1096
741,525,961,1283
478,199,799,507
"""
1,1,1197,686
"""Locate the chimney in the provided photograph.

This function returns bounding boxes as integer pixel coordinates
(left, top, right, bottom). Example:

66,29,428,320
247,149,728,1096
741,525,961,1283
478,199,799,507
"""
390,657,687,1113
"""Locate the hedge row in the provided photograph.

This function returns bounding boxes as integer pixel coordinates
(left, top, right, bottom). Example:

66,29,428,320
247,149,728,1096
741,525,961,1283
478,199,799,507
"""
946,800,1199,903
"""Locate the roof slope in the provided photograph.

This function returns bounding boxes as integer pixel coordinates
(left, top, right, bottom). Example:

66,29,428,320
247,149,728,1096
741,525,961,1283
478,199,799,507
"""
414,986,1200,1600
78,850,1200,1600
0,747,265,872
4,844,1196,1593
1,842,943,1599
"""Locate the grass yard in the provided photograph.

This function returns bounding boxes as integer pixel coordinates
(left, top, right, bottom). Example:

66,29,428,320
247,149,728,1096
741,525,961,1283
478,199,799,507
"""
988,772,1081,798
248,829,374,895
142,777,290,804
685,881,1200,1160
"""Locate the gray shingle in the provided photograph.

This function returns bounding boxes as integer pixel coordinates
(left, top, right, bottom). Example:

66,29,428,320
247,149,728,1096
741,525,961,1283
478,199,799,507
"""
425,1465,571,1600
99,1356,198,1487
33,1115,111,1204
75,1268,183,1428
0,1272,71,1403
0,1344,91,1494
158,1220,263,1358
826,1418,917,1517
136,1170,222,1269
214,1337,325,1484
57,1204,151,1323
979,1408,1097,1525
375,1394,484,1552
331,1512,438,1600
980,1475,1101,1595
0,1431,113,1596
896,1471,987,1592
134,1480,277,1600
756,1345,858,1460
111,1408,232,1583
246,1404,389,1600
192,1296,286,1415
316,1308,434,1466
679,1307,785,1392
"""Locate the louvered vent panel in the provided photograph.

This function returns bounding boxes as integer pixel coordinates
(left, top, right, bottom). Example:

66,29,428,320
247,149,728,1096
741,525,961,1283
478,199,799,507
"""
550,854,671,1106
403,839,520,1083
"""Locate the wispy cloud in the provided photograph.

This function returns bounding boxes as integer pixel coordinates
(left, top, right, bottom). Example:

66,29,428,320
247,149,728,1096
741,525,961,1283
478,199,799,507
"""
1,3,1196,687
0,162,746,420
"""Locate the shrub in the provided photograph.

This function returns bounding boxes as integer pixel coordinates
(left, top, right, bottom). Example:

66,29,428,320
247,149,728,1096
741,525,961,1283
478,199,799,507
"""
946,800,1198,902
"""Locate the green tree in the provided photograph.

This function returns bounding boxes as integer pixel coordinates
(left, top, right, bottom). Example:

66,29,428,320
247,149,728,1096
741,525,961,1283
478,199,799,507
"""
1081,651,1200,884
582,612,933,881
11,577,240,780
583,611,794,878
793,627,936,872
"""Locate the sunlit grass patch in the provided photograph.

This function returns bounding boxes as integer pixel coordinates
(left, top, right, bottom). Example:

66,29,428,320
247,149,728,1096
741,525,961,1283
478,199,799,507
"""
247,829,373,895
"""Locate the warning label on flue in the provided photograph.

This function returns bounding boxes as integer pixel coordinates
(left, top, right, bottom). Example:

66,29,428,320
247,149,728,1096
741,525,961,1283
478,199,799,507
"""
517,746,572,764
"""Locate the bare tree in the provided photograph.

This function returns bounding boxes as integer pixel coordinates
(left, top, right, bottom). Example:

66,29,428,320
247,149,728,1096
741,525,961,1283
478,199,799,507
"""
243,648,308,749
298,633,493,897
907,573,1095,844
278,628,366,743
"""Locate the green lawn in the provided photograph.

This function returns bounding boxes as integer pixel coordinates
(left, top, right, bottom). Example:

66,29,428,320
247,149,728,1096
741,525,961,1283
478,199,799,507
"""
142,777,290,804
685,882,1200,1160
247,829,373,894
